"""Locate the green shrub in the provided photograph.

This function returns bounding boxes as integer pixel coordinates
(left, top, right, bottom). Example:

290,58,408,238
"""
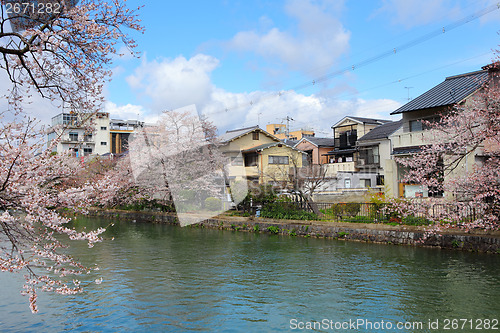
402,216,432,226
337,231,349,238
342,216,374,223
205,197,222,211
344,203,361,217
322,203,361,219
260,202,317,220
267,226,280,234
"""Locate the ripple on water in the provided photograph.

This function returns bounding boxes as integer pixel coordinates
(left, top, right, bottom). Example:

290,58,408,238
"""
1,219,500,332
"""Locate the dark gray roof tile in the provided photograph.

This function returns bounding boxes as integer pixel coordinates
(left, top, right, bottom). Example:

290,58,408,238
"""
358,120,402,141
391,70,489,115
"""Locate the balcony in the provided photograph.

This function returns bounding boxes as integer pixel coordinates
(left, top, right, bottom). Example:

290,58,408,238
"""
110,125,135,131
244,166,260,177
334,132,357,149
323,162,356,177
391,130,434,149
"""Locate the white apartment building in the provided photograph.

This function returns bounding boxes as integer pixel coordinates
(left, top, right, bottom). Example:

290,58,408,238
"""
47,112,144,156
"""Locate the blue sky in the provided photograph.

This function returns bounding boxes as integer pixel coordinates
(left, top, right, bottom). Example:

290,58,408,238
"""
41,1,500,135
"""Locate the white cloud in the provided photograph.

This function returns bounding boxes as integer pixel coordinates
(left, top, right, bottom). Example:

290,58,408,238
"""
120,53,401,136
104,101,159,124
126,54,219,112
224,0,350,73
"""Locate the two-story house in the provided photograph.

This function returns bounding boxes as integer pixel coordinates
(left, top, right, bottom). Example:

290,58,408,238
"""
219,126,305,186
294,137,336,165
388,65,493,198
323,116,392,178
356,120,402,196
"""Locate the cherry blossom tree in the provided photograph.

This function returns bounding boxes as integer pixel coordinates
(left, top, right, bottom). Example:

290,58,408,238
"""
0,0,143,113
395,61,500,231
0,0,143,312
129,108,235,226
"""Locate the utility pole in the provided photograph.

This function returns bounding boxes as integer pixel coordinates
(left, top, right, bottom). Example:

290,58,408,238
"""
404,86,413,101
284,116,294,139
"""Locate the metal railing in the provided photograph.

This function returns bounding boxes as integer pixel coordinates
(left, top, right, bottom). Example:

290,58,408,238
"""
262,199,482,225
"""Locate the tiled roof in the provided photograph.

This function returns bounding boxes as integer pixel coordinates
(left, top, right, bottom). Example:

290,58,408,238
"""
323,148,357,155
358,120,402,141
349,116,393,125
218,125,259,143
391,70,489,115
332,116,392,129
303,137,336,147
242,142,278,152
242,142,305,153
281,138,298,146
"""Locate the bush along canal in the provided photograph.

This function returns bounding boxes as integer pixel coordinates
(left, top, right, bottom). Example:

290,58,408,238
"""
88,209,500,254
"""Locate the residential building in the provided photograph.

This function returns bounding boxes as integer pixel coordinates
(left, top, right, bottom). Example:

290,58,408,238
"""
356,120,403,196
294,137,336,165
323,116,392,178
219,126,305,186
266,123,315,141
388,65,494,198
109,119,144,154
47,112,144,156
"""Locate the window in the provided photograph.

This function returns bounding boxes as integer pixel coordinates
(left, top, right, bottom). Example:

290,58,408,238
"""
244,153,258,166
361,178,372,188
83,148,92,156
69,132,78,141
101,126,107,130
376,175,385,186
84,134,92,142
409,120,423,132
63,114,77,126
101,142,107,146
268,155,289,165
252,131,259,140
410,117,440,132
344,178,351,188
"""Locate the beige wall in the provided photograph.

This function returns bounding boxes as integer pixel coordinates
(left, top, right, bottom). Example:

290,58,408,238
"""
260,145,303,184
265,124,314,140
323,162,356,177
334,118,380,137
221,130,276,153
221,130,304,185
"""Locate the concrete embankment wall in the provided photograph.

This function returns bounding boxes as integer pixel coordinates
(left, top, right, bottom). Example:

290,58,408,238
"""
88,209,500,254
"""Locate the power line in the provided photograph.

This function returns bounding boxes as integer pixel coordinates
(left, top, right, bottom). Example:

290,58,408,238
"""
202,3,500,119
240,50,493,131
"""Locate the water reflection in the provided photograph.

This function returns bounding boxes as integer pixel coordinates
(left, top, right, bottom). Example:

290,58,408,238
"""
1,218,499,332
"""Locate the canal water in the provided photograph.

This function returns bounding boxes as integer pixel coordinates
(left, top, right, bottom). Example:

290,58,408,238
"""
0,217,499,332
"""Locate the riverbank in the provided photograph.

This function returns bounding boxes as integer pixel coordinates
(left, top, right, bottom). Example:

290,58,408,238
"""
87,209,500,254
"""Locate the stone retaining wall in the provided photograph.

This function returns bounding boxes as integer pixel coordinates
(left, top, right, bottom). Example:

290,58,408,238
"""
87,209,500,254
